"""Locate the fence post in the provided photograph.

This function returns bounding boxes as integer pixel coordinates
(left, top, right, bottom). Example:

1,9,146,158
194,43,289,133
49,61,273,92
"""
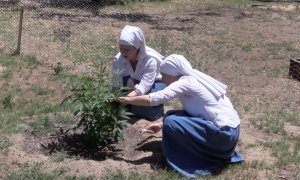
13,6,24,56
161,34,167,57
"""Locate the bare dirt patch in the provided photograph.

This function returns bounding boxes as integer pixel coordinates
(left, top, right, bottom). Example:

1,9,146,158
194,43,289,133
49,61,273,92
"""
5,118,165,178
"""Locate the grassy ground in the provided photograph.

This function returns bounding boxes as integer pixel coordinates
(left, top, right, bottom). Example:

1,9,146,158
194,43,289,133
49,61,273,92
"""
0,0,300,179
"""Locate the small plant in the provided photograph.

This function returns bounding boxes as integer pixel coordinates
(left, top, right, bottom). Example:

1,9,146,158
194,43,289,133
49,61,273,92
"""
53,62,63,75
63,63,131,147
2,94,13,110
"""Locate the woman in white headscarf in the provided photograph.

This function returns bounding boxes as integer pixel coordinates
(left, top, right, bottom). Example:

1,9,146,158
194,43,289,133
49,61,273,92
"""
120,54,244,178
112,25,165,121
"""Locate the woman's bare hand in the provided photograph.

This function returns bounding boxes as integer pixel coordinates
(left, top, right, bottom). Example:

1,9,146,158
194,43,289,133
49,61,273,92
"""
144,122,163,134
118,97,127,105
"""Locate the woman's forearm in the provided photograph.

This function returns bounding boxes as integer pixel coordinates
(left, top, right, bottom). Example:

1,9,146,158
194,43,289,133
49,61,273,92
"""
127,90,138,97
121,95,151,106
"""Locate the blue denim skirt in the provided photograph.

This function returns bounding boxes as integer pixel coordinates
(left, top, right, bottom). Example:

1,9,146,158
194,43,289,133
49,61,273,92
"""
162,110,244,178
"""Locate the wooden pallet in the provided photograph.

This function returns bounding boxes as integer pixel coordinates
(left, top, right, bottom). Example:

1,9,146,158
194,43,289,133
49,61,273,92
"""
289,59,300,81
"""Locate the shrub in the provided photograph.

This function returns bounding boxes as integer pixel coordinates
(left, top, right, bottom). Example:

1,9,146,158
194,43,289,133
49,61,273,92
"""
64,64,131,147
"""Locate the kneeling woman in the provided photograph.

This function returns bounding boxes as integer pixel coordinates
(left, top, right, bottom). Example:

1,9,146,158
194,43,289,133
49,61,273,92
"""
112,25,165,121
120,54,244,178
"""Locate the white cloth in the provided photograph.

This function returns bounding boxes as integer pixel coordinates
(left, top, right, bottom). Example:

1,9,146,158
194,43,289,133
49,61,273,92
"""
149,76,240,128
160,54,227,100
112,25,164,95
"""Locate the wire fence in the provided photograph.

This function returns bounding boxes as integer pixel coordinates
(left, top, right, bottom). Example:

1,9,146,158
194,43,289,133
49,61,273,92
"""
0,0,181,74
0,0,299,80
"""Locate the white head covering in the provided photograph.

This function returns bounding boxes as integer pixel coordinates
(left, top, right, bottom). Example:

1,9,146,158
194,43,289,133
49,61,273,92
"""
160,54,228,100
118,25,163,63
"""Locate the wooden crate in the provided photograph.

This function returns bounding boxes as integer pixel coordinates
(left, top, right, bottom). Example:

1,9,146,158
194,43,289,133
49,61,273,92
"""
289,59,300,81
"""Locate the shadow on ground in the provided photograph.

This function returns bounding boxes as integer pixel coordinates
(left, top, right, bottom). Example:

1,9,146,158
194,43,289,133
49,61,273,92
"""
40,129,120,161
40,126,166,169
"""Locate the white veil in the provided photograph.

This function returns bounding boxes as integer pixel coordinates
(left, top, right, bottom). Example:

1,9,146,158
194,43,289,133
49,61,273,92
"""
160,54,227,100
118,25,163,63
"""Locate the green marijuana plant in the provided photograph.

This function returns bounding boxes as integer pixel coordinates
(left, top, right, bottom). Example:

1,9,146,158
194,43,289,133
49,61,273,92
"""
64,63,131,147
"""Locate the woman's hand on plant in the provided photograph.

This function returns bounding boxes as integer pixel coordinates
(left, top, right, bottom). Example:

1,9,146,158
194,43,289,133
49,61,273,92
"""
118,95,150,106
118,96,127,105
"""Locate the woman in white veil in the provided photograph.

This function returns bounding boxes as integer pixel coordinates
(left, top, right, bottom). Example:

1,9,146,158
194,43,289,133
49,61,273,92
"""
112,25,165,121
120,54,244,178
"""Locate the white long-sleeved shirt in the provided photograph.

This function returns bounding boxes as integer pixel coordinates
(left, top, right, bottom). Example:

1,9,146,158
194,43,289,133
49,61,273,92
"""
112,52,162,95
149,76,240,128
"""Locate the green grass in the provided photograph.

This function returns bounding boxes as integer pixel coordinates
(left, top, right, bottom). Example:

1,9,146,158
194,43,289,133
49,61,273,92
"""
63,26,118,64
0,53,17,67
0,97,76,135
50,151,68,163
0,135,13,151
266,42,300,60
7,163,95,180
1,69,13,80
240,43,253,53
0,112,24,134
141,0,263,12
0,53,39,70
1,82,21,93
250,109,293,135
20,102,61,117
51,112,76,125
0,53,74,135
103,169,183,180
260,137,300,169
103,161,273,180
29,85,55,96
7,163,55,180
28,115,55,135
250,109,300,134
